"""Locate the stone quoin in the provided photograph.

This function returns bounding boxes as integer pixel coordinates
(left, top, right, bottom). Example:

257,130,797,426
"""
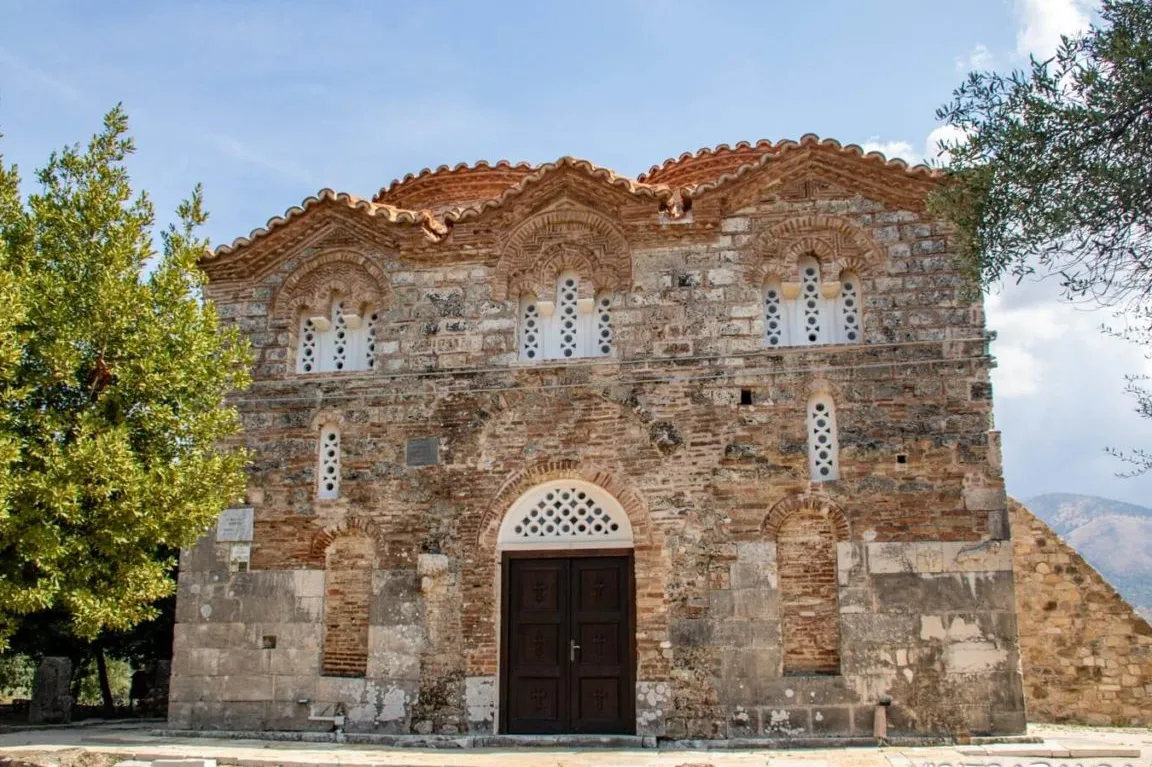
171,137,1029,739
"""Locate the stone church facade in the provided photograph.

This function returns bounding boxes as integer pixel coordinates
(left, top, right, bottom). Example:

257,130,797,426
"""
170,137,1026,739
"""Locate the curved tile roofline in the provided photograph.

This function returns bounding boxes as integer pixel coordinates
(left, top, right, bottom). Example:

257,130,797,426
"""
373,159,537,203
680,135,943,200
205,137,944,262
206,189,436,260
440,155,675,225
638,139,779,182
643,134,942,187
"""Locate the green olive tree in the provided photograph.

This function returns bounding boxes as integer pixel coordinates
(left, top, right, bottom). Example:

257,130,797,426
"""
931,0,1152,471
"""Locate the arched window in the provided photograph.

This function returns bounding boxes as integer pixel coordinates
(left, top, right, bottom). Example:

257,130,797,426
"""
518,272,615,361
497,479,633,551
296,300,379,374
317,425,341,500
807,395,840,482
778,508,842,675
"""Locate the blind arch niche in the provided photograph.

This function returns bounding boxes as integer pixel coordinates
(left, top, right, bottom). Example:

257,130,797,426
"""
497,479,634,551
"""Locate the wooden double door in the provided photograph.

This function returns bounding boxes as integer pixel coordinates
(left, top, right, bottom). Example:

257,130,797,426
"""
501,553,634,734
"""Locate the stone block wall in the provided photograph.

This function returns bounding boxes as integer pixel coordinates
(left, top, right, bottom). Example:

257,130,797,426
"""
1011,499,1152,726
170,148,1024,738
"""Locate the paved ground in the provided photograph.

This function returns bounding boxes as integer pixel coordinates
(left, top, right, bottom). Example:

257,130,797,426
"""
0,723,1148,767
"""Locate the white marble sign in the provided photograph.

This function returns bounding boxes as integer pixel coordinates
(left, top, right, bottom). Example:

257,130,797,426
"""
216,507,254,542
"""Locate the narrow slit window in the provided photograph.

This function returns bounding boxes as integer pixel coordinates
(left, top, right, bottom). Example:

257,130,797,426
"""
807,395,840,482
520,297,541,361
595,292,614,357
298,317,317,373
318,426,341,499
557,274,579,359
839,272,861,344
364,312,378,369
799,256,823,346
764,279,785,347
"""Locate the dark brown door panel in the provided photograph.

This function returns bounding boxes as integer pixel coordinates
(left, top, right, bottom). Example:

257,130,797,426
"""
502,554,633,735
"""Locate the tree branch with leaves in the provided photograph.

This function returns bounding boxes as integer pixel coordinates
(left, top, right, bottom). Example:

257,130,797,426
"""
0,106,251,650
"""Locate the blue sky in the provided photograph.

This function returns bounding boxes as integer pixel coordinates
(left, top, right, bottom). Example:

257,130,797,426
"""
4,0,1151,506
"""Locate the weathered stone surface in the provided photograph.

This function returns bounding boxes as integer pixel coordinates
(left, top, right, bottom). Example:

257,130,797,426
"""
28,657,72,725
172,144,1026,738
1011,499,1152,727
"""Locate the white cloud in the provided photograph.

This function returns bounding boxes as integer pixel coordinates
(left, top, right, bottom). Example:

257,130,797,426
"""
857,125,967,167
925,124,967,165
860,138,918,163
986,279,1152,503
955,42,996,72
1015,0,1094,60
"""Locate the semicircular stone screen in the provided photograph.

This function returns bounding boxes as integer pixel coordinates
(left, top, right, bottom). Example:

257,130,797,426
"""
509,485,625,541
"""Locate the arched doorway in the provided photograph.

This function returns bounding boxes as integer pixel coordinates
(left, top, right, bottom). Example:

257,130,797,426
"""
497,479,636,735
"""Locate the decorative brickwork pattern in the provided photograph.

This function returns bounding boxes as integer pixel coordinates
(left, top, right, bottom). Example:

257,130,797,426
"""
321,533,374,677
1011,499,1152,726
747,214,880,288
172,141,1026,738
492,205,629,302
778,507,841,675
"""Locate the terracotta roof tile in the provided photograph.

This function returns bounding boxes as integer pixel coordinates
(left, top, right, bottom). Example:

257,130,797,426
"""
206,189,435,260
205,138,943,260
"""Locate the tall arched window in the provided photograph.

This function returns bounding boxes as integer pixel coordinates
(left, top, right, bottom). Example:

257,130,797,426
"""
807,395,840,482
317,425,341,500
518,272,614,361
297,300,379,374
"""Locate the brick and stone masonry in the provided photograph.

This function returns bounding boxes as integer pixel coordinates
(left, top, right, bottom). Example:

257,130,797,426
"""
169,138,1028,739
1010,500,1152,727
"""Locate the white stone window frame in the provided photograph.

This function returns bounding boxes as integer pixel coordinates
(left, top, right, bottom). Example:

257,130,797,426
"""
517,272,615,362
837,271,862,345
317,425,341,500
768,260,863,349
496,479,634,551
807,395,841,482
763,278,786,348
296,299,378,375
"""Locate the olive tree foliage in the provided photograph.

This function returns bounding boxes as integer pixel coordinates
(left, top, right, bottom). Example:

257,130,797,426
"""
930,0,1152,472
0,107,250,649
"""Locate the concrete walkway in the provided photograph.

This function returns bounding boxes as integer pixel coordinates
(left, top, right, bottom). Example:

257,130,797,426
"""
0,723,1148,767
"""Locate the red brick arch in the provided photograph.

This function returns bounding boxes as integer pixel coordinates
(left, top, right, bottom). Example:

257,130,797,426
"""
477,459,654,550
273,249,390,322
762,492,850,542
492,207,630,302
747,214,881,286
307,516,386,567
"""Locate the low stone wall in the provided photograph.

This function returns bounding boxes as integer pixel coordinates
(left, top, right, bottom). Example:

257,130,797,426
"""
1010,499,1152,726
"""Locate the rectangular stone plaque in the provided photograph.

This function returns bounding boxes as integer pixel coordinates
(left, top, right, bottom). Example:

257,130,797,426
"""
406,437,439,467
216,507,254,542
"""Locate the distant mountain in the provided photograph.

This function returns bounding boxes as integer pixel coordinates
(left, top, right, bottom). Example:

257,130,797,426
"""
1024,493,1152,622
